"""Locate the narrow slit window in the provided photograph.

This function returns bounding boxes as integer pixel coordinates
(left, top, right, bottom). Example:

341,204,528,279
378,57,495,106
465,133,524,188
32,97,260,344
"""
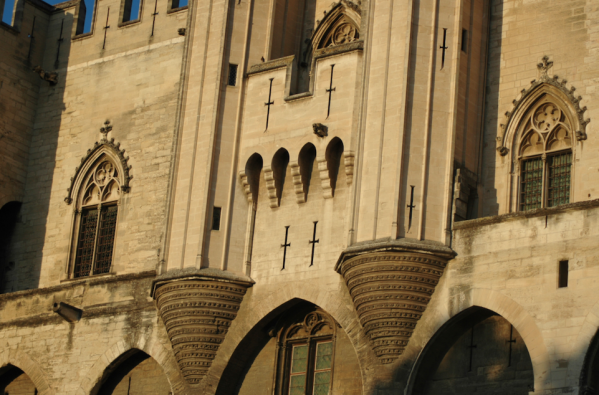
547,152,571,207
228,64,238,86
520,157,543,211
212,207,221,231
461,29,468,52
558,260,569,288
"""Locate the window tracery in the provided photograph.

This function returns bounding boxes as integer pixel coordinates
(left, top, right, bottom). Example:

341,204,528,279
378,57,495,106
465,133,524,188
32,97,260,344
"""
496,57,590,212
73,156,121,277
516,97,573,211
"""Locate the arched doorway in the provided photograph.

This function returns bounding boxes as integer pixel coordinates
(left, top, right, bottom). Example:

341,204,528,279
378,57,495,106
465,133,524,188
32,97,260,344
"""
579,327,599,394
0,364,37,395
409,307,534,395
91,349,171,395
216,300,362,395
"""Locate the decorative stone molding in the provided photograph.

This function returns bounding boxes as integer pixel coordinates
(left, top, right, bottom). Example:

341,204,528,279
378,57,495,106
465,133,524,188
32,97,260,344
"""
290,162,306,204
336,250,449,364
497,56,590,156
65,132,132,205
152,272,253,385
239,170,253,203
344,151,355,185
263,166,279,208
318,159,333,199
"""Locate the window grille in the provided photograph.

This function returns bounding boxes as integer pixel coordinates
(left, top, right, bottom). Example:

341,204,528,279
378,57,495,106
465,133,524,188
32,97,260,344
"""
74,205,117,277
228,64,238,86
520,157,543,211
94,206,118,274
74,208,99,278
547,152,571,207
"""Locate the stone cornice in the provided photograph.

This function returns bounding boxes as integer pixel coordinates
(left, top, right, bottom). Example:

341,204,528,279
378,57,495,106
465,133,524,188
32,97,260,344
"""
150,268,254,297
453,199,599,231
335,238,455,272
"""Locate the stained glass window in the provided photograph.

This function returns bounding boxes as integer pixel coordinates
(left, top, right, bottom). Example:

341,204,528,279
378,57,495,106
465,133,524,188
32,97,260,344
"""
520,157,543,211
547,152,571,207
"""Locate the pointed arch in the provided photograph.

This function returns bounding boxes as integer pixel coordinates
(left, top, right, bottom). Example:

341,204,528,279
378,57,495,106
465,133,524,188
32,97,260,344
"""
264,148,290,208
291,143,317,203
318,137,344,198
497,74,589,157
309,0,361,52
80,338,186,395
240,153,264,204
65,138,132,205
0,349,54,395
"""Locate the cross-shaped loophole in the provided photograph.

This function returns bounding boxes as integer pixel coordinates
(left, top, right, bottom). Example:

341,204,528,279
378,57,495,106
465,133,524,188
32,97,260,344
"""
535,104,560,132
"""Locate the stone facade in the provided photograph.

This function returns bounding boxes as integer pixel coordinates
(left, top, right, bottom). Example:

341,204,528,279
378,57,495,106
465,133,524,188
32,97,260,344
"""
2,0,599,394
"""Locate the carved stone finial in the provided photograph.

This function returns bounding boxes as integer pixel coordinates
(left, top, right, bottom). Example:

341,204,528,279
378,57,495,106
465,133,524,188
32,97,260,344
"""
100,120,112,140
537,56,553,79
576,130,588,141
312,123,328,137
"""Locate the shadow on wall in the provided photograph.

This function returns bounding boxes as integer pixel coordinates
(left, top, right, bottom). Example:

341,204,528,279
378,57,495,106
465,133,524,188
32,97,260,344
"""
1,3,72,292
479,0,503,216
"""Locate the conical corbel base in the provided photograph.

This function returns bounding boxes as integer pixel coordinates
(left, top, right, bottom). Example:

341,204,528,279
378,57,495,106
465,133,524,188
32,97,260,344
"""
337,250,449,364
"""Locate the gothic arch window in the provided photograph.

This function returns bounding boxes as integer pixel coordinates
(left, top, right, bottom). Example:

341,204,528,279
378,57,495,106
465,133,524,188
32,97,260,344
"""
65,136,131,279
72,156,121,277
275,308,337,395
496,59,590,213
517,97,573,211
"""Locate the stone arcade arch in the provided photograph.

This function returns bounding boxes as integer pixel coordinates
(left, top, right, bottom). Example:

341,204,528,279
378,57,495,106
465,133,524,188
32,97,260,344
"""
80,339,186,395
407,307,534,395
89,349,171,395
0,350,53,395
214,299,362,395
0,364,37,395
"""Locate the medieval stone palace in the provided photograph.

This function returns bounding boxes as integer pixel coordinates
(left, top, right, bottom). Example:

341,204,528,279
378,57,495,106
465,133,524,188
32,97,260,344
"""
1,0,599,393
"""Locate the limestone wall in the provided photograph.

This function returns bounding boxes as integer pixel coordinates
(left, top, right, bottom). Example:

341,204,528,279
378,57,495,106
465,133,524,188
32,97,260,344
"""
4,0,187,291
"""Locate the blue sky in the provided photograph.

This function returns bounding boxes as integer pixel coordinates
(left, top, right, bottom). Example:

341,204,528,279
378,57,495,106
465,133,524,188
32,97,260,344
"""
3,0,143,33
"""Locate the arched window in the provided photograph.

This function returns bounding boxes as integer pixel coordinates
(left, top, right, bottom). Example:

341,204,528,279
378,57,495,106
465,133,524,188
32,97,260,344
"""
517,98,573,211
275,307,336,395
496,58,589,213
72,156,121,277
